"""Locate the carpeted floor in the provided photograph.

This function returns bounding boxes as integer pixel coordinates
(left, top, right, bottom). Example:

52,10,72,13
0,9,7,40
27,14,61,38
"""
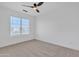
0,39,79,57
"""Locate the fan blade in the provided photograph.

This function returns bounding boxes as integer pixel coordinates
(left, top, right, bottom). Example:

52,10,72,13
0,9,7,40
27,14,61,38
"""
22,5,33,8
37,2,44,6
33,3,37,7
36,9,40,13
23,9,28,12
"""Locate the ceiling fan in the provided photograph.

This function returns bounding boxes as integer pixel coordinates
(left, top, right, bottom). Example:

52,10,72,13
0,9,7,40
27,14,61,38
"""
22,2,44,13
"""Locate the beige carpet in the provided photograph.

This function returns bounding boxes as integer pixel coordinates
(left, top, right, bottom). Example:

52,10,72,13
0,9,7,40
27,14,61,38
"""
0,39,79,57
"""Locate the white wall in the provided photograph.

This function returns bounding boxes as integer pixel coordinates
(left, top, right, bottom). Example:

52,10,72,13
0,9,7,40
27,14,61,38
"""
0,5,36,47
36,3,79,50
1,2,79,50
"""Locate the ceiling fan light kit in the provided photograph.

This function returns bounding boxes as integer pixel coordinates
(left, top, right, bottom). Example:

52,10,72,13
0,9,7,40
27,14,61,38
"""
22,2,44,13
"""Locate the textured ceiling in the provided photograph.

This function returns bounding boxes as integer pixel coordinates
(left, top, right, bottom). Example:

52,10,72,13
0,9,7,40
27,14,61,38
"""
0,2,79,16
0,2,49,16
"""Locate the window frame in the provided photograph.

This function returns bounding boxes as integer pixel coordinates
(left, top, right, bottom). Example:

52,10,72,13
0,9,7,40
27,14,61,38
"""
10,16,30,36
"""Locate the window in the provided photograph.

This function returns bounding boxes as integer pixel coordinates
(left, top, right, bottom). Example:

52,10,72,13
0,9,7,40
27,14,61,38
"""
22,18,30,34
10,16,20,36
10,16,30,36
